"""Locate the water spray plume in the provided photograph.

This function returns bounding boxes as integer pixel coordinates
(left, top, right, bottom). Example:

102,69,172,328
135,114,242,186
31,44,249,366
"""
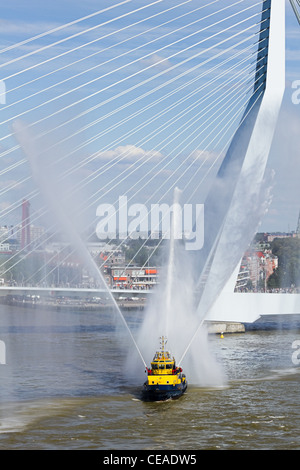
124,186,224,387
12,119,147,369
164,186,182,335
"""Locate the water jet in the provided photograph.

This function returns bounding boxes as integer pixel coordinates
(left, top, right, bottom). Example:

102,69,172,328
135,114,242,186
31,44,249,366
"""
13,119,147,369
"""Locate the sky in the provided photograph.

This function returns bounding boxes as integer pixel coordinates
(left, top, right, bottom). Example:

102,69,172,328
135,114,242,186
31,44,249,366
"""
0,0,299,235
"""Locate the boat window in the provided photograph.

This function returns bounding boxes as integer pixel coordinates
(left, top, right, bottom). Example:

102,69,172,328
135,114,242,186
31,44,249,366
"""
152,362,174,370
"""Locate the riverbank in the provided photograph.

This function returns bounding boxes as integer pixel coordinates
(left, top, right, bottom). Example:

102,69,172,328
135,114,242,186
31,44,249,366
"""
2,295,300,334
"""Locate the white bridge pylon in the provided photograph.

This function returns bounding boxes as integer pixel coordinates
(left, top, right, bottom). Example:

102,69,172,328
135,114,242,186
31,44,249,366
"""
206,266,300,324
194,0,293,324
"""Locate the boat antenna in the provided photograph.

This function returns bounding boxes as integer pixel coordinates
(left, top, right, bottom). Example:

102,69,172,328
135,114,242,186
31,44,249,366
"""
160,335,167,352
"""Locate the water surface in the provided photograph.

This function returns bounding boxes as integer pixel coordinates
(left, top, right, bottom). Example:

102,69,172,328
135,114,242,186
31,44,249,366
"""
0,305,299,450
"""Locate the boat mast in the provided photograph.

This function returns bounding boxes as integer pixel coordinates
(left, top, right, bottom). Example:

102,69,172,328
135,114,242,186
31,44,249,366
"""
160,335,167,352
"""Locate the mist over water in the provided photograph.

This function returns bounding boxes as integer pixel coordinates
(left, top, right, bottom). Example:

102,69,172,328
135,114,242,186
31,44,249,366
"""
125,188,226,387
12,115,277,391
12,114,279,393
13,120,226,389
13,120,147,367
130,240,226,387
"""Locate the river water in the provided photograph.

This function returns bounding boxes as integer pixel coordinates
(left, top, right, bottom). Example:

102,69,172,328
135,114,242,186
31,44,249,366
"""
0,304,300,450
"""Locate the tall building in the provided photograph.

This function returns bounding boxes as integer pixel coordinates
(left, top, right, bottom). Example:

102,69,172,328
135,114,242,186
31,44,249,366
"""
296,211,300,237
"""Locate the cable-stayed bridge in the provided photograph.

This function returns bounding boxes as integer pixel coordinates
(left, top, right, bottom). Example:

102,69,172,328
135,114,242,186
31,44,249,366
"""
0,0,300,326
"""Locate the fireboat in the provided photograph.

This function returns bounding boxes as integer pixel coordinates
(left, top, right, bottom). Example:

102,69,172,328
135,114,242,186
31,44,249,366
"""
142,336,187,401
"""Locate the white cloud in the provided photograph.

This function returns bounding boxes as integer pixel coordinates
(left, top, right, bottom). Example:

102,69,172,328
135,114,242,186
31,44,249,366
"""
141,53,172,71
96,144,164,164
188,148,218,164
